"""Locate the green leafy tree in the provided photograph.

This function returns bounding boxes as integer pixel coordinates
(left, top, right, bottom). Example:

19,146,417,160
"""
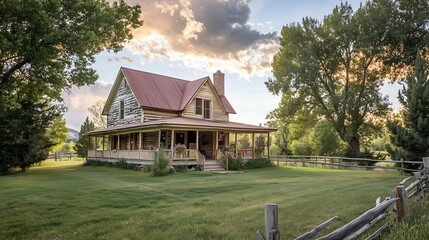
312,120,340,156
74,117,96,158
290,132,313,156
88,100,107,129
266,1,429,157
238,134,250,149
47,116,68,152
255,134,266,157
0,0,142,173
387,52,429,165
60,143,71,153
0,98,60,173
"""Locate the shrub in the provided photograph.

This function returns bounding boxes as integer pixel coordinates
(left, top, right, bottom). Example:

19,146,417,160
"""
152,147,170,176
174,164,188,172
244,158,272,169
220,151,242,170
115,159,138,170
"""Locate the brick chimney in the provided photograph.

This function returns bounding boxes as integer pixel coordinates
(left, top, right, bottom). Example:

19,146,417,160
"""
213,70,225,96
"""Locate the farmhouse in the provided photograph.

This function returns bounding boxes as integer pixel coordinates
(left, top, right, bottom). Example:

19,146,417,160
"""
85,67,276,171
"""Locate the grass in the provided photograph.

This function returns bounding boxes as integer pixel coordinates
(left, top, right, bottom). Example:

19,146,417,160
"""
0,164,412,239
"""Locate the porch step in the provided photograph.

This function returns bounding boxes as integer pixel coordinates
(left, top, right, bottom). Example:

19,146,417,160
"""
203,160,225,171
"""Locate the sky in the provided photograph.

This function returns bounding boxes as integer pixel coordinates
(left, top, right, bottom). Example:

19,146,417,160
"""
62,0,402,130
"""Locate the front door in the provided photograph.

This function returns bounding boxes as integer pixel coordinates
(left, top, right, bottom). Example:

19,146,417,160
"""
198,131,214,159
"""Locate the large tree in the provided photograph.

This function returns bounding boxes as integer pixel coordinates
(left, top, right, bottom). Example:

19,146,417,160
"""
0,0,142,173
387,52,429,164
47,116,69,152
266,0,429,157
74,117,96,158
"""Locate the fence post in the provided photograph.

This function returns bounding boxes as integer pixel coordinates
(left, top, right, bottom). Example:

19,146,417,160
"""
414,172,425,207
400,158,405,175
55,152,57,162
277,155,279,166
265,203,280,240
394,185,409,220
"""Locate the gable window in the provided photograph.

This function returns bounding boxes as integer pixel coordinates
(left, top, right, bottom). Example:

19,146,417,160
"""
195,98,202,115
119,99,125,119
204,100,211,119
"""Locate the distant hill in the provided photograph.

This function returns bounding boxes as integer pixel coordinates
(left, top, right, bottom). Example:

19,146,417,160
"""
66,128,79,140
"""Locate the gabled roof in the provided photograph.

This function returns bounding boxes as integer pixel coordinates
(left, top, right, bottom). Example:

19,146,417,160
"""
102,67,236,114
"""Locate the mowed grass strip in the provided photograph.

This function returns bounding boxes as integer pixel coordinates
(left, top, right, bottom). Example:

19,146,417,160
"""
0,165,404,239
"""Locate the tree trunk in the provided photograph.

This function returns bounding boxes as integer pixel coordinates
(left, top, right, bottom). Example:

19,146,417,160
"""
349,138,361,158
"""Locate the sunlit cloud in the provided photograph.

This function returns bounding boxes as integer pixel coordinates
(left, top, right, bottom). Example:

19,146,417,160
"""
62,81,112,130
123,0,279,78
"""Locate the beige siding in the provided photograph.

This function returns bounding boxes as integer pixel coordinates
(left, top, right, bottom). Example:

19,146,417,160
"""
142,131,159,150
182,82,229,121
142,109,179,122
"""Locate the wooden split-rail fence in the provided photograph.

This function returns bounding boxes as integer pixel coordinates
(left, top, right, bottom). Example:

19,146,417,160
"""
256,157,429,240
47,152,75,161
270,155,422,174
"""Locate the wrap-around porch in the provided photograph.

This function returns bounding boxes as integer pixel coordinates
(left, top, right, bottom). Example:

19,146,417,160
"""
87,129,271,168
85,117,276,170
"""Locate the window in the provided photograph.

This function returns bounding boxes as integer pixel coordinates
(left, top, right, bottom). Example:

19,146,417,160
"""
119,99,125,119
195,98,202,115
204,100,210,119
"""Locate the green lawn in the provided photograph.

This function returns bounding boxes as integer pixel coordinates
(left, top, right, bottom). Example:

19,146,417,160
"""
0,164,406,239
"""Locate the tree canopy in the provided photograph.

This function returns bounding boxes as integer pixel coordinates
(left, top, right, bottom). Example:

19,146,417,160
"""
387,52,429,165
266,0,429,157
0,0,142,174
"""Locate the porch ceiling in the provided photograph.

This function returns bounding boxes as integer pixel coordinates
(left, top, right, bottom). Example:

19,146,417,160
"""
85,117,276,136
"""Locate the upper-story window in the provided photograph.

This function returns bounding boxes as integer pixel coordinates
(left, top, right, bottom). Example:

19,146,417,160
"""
119,99,125,119
196,98,202,115
204,100,211,119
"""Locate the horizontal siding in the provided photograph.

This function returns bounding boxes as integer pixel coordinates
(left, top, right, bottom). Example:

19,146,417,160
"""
143,109,179,122
142,132,158,150
182,83,229,121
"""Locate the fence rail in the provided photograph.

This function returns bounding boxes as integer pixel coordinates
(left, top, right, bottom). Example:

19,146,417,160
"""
270,155,422,173
256,157,429,240
47,152,76,161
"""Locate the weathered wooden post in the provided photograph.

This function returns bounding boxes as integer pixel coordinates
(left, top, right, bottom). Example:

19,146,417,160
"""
394,185,409,220
414,172,425,207
256,203,280,240
400,158,405,175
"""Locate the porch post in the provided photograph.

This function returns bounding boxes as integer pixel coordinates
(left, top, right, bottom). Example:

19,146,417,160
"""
158,129,161,149
102,135,105,151
267,132,270,159
215,131,219,159
139,132,142,150
117,134,120,151
171,129,174,161
196,130,199,150
95,136,98,151
235,132,238,156
252,132,255,159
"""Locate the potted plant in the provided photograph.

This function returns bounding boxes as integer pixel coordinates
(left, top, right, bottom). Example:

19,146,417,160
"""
174,144,187,159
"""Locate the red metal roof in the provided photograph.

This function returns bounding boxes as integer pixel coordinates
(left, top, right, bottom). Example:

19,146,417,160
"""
121,67,236,113
85,117,276,135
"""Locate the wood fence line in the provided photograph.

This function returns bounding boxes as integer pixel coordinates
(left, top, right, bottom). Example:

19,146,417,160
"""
270,155,422,173
256,157,429,240
47,152,76,161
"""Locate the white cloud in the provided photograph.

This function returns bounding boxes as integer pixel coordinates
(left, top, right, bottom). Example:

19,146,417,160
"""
62,81,112,130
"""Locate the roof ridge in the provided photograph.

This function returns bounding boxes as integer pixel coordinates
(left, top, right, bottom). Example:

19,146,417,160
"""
121,66,191,83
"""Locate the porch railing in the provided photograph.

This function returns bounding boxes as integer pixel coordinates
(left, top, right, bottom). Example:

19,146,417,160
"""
216,149,228,171
87,149,197,162
196,150,206,171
